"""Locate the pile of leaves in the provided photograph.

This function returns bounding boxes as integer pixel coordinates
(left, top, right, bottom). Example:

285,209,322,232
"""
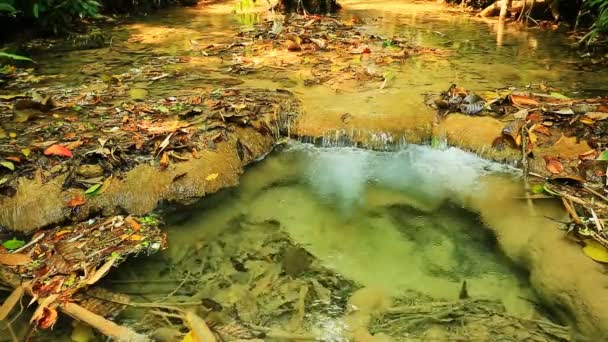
204,15,442,89
428,84,608,263
0,68,300,200
0,215,166,329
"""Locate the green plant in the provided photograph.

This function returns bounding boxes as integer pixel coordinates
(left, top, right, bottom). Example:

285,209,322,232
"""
0,0,16,16
580,0,608,46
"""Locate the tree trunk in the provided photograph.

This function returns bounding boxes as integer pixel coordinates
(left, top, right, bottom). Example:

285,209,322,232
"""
499,0,512,19
277,0,341,14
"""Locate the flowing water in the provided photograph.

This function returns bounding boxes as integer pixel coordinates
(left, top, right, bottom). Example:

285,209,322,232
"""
14,0,608,339
103,143,552,340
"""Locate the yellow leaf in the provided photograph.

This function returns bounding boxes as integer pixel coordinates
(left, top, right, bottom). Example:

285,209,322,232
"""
9,132,16,138
182,331,197,342
21,148,31,157
582,239,608,263
205,173,218,181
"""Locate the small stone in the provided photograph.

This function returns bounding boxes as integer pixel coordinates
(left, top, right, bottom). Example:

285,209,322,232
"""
77,164,104,178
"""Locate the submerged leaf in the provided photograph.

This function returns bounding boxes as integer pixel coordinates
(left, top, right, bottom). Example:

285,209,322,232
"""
544,157,563,174
582,239,608,263
129,88,149,100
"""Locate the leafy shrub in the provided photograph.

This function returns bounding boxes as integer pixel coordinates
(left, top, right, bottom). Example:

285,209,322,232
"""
582,0,608,45
0,0,101,34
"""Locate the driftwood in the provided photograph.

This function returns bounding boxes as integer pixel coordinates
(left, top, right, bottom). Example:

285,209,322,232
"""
479,0,547,17
0,265,148,341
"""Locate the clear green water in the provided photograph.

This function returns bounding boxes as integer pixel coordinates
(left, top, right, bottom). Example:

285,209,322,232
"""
100,143,546,340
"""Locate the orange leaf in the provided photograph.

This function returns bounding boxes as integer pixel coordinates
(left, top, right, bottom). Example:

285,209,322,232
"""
37,307,58,329
509,94,539,107
5,156,21,163
532,125,551,136
579,150,599,161
544,157,564,174
0,253,32,266
63,140,84,151
66,195,86,207
160,152,169,169
44,144,72,158
128,234,143,241
125,216,141,231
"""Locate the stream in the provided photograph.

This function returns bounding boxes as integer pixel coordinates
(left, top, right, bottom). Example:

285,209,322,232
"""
11,0,608,340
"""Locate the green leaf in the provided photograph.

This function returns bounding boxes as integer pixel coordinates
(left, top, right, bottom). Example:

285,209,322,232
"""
32,3,39,17
0,52,32,62
597,150,608,161
85,183,102,195
0,160,14,171
531,184,545,194
129,88,149,100
543,183,559,196
0,3,16,13
549,92,569,100
3,237,25,250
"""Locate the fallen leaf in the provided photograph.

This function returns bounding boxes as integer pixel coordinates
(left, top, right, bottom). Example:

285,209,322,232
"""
549,92,569,100
36,307,58,329
63,140,84,150
205,173,218,181
532,125,551,136
85,183,102,196
2,238,25,250
66,195,86,207
160,152,169,169
585,112,608,120
0,253,32,266
579,150,599,160
513,109,528,119
5,156,20,163
85,257,116,285
597,150,608,161
125,216,141,231
129,88,149,100
582,239,608,263
0,160,14,171
44,144,73,158
544,157,563,174
21,148,31,157
509,94,539,107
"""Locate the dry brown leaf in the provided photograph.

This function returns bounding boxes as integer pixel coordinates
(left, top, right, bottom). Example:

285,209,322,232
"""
160,152,169,169
0,253,32,266
86,258,116,285
585,112,608,120
544,157,564,174
509,94,539,107
579,150,599,160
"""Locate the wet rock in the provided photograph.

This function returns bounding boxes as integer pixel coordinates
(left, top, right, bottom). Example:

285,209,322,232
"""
282,246,312,276
76,164,104,178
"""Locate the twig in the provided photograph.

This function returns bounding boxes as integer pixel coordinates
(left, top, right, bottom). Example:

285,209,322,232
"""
11,233,45,254
584,184,608,203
